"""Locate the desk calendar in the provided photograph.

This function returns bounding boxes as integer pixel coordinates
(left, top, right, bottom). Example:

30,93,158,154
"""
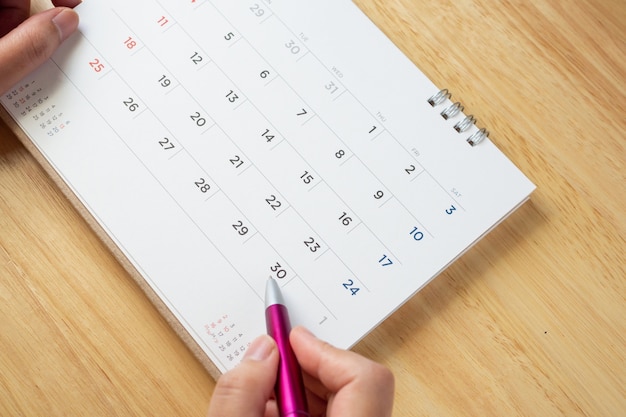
1,0,535,377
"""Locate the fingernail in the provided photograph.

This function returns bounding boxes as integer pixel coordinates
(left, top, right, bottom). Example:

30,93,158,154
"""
52,9,79,42
244,335,274,361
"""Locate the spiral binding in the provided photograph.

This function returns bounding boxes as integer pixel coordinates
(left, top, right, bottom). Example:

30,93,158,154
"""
440,102,464,120
427,89,489,146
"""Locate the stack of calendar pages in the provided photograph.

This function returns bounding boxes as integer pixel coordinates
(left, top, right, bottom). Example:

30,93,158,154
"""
0,0,535,377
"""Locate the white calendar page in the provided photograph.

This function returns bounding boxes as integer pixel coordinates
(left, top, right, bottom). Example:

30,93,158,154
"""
1,0,534,373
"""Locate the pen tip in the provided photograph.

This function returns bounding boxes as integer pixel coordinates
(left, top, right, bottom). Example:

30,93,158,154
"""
265,277,284,307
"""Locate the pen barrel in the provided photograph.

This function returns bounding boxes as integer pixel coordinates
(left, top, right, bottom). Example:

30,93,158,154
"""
265,304,309,417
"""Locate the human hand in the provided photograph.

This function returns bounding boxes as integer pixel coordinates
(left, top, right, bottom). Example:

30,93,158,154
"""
0,0,81,94
207,326,394,417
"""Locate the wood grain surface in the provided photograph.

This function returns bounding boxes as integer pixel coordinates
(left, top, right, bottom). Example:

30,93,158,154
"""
1,1,624,416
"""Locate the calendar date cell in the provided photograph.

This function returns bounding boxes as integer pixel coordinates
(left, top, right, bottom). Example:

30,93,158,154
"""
287,116,354,177
145,86,216,141
52,35,114,91
157,152,220,206
174,4,243,62
107,47,181,105
313,91,383,152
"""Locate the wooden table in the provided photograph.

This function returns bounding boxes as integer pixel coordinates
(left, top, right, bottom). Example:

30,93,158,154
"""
1,1,624,416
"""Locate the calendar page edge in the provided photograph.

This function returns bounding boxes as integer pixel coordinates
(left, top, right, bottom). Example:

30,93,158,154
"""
0,104,223,380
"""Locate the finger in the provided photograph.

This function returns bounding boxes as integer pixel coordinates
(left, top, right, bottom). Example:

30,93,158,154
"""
207,335,280,417
51,0,82,7
290,326,395,417
299,374,328,417
0,7,79,94
0,1,81,37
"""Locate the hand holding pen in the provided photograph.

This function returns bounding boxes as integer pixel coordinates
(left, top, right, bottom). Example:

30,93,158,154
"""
0,1,81,95
207,280,395,417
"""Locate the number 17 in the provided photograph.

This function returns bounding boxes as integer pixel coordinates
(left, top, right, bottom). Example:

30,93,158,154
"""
378,254,393,266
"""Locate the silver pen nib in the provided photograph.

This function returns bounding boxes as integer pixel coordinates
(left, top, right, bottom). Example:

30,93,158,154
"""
265,277,285,308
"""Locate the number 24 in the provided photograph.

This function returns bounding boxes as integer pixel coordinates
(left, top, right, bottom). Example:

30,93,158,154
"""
342,279,360,295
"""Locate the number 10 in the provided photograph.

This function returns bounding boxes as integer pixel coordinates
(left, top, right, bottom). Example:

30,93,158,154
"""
409,227,424,241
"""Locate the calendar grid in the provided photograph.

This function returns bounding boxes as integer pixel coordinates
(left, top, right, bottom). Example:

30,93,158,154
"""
105,4,409,286
208,0,466,212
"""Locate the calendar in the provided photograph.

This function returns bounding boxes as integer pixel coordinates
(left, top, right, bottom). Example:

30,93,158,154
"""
1,0,534,376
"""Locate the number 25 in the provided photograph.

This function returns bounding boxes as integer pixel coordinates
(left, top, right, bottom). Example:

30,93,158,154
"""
89,58,104,73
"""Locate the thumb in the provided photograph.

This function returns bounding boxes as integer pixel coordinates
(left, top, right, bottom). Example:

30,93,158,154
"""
0,7,79,94
207,334,279,417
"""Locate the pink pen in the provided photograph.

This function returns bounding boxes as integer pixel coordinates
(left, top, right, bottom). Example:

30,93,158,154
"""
265,278,310,417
